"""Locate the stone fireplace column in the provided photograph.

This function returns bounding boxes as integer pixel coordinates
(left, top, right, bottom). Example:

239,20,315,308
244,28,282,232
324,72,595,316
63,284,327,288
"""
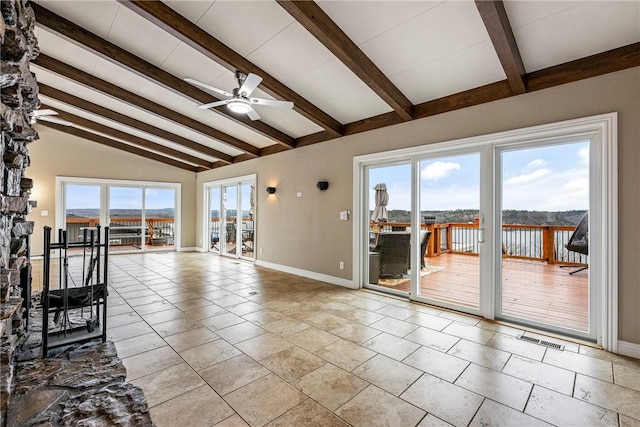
1,0,39,423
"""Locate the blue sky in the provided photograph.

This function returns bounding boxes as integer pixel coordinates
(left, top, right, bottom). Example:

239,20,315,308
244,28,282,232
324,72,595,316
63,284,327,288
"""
66,185,176,210
369,141,589,211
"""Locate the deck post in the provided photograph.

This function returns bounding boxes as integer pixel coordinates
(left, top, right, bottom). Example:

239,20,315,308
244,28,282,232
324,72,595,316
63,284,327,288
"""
543,226,556,264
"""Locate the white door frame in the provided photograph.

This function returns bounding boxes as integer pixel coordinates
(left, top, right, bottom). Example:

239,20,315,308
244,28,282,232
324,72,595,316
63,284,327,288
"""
353,113,617,351
203,174,257,261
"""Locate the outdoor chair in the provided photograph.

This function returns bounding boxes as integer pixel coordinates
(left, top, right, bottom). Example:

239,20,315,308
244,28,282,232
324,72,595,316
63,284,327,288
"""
562,212,589,275
210,231,219,250
419,230,432,268
226,222,237,252
370,232,411,278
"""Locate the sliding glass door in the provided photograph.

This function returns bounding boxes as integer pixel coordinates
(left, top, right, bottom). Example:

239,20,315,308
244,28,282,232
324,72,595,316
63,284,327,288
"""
222,185,238,257
109,187,144,252
415,153,483,311
59,178,180,253
64,184,101,245
497,141,593,337
364,163,412,298
356,114,615,344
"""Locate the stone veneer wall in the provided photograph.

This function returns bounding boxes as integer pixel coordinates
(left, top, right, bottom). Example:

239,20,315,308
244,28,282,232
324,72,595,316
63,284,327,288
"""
0,0,38,423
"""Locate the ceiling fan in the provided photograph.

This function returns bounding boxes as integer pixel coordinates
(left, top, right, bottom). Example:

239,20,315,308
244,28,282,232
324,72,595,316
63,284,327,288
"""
184,71,294,121
31,109,72,126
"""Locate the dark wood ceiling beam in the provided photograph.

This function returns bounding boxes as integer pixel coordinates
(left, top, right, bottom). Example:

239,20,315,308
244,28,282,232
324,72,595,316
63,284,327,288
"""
39,83,234,164
295,131,340,148
343,112,404,137
300,42,640,146
277,0,414,121
37,121,200,172
118,0,344,139
527,42,640,92
31,3,293,149
475,0,527,95
413,80,513,120
32,54,260,158
260,145,290,156
43,105,214,168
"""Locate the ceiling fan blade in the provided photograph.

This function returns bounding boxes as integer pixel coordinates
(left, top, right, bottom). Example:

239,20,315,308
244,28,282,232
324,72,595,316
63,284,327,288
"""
38,116,73,126
246,109,261,121
239,73,262,96
34,108,58,117
184,77,233,98
198,100,229,109
250,98,294,109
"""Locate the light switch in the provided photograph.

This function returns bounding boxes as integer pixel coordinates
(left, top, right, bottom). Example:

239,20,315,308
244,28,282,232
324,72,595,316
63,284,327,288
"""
296,192,302,198
41,210,49,217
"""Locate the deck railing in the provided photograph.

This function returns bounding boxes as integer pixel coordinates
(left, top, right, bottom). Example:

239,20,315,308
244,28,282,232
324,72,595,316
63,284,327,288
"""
66,217,175,246
370,221,588,265
209,217,254,247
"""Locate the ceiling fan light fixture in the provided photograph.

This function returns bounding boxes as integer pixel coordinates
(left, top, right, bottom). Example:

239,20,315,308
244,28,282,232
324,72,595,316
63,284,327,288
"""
227,99,252,114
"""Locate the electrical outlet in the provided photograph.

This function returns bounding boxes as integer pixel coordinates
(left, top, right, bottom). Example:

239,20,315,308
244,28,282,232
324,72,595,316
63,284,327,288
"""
259,247,263,255
339,261,344,270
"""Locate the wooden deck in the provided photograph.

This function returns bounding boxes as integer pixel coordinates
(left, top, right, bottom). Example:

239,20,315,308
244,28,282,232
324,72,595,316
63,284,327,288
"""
376,253,589,331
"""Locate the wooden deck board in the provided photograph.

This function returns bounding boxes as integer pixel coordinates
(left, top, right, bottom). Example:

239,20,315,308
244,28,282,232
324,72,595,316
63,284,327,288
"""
374,253,589,331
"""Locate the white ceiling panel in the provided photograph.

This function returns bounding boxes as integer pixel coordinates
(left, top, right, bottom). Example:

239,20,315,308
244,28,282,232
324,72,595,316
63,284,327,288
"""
505,1,587,30
316,86,392,124
319,0,443,45
253,105,324,138
195,0,294,57
91,57,153,96
31,0,639,169
136,80,276,149
165,1,214,24
286,59,369,106
39,96,219,163
37,0,119,39
392,40,506,104
511,1,640,72
106,5,181,67
161,42,228,86
248,21,335,83
360,1,490,77
36,27,98,74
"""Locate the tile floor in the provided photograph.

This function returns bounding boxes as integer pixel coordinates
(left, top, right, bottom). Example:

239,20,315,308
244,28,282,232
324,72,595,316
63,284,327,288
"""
97,252,640,427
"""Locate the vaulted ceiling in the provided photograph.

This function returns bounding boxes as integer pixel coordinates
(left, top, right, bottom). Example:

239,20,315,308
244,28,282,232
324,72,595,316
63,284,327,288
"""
31,0,640,172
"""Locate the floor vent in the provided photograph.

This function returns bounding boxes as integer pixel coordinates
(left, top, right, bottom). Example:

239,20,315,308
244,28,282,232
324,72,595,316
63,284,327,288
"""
517,335,564,351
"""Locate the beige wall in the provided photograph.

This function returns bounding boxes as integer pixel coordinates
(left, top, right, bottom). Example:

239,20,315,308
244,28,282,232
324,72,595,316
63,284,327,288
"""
197,67,640,345
27,126,198,255
26,68,639,345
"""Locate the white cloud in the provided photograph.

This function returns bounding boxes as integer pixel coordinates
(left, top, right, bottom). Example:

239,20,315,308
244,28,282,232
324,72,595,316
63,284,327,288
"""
527,159,547,169
503,166,588,211
578,148,589,165
504,168,551,185
421,161,460,181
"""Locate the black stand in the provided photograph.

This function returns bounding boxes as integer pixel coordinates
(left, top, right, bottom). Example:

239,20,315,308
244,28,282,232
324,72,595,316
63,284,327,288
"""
41,226,110,356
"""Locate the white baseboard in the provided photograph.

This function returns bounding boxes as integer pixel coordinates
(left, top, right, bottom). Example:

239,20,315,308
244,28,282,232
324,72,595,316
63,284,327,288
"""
177,247,199,252
618,340,640,359
255,260,356,289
